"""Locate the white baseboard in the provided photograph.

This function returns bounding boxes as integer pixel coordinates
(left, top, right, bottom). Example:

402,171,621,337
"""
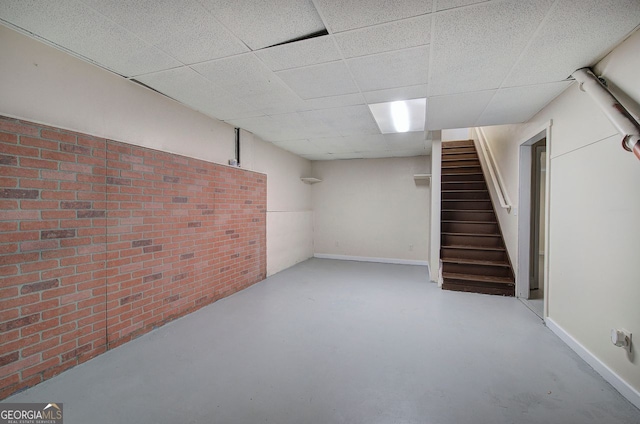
545,318,640,410
313,253,429,268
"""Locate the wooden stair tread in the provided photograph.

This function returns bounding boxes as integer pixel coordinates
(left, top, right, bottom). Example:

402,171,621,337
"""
442,142,474,147
443,272,514,285
442,258,510,267
441,244,506,251
441,232,500,237
442,209,494,212
441,190,489,193
441,181,486,184
442,220,497,224
442,199,491,202
442,164,481,168
441,172,484,176
442,157,478,161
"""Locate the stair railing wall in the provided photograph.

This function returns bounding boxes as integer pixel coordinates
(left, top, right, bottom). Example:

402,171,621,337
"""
474,128,512,213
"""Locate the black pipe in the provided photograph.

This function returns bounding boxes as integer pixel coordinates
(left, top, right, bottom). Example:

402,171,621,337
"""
235,128,240,166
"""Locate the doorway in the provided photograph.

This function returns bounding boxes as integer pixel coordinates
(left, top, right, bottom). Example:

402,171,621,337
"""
528,139,546,316
516,124,550,319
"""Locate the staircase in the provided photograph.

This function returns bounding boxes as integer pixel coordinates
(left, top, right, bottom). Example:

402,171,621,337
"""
440,140,515,296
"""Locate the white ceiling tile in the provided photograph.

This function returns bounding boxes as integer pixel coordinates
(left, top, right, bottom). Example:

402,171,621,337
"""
314,0,433,32
79,0,248,64
191,53,290,98
304,105,381,136
267,112,335,140
199,0,325,50
290,113,335,134
226,115,276,132
232,79,304,114
190,53,264,86
360,151,394,158
225,115,306,142
255,36,341,71
300,153,332,161
502,0,640,87
216,108,271,121
359,144,392,153
429,0,555,96
426,90,495,130
135,67,251,119
299,93,366,111
384,132,428,150
348,46,429,92
477,81,572,126
308,137,356,154
272,139,325,155
276,61,359,99
391,148,430,157
435,0,490,12
354,134,390,151
238,100,300,118
333,153,365,159
335,15,431,58
363,84,428,104
310,134,389,153
330,153,366,160
0,0,180,76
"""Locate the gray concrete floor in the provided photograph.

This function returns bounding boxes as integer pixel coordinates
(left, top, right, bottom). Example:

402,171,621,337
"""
5,259,640,424
521,297,544,319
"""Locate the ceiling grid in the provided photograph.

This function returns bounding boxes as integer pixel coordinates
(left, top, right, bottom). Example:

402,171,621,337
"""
0,0,639,159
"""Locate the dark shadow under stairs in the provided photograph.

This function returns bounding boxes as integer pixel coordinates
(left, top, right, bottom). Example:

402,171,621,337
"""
440,140,515,296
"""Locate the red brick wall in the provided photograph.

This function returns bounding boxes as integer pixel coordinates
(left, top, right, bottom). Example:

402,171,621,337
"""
0,116,266,398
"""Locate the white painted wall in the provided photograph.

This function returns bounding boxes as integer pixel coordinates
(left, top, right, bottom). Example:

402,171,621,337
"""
471,125,523,274
441,128,471,141
312,157,431,265
241,131,313,276
0,25,312,276
0,25,234,164
429,135,442,284
480,29,640,400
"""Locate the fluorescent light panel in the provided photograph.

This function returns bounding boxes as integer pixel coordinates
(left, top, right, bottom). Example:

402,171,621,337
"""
368,98,426,134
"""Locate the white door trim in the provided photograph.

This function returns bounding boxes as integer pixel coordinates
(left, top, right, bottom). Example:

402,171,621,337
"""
516,121,552,318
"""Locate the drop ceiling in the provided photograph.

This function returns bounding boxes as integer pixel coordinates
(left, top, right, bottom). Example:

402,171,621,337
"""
1,0,639,160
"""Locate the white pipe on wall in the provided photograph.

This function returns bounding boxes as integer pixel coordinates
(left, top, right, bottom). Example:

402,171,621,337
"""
572,68,640,160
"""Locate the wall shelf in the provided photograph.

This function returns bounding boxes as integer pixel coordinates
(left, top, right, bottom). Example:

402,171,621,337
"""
413,174,432,181
301,177,323,184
